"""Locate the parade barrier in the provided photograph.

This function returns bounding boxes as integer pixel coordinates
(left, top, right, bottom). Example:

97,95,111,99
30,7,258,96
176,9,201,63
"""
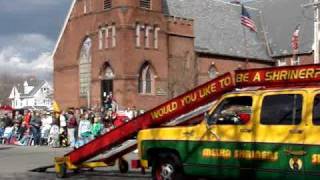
54,73,235,177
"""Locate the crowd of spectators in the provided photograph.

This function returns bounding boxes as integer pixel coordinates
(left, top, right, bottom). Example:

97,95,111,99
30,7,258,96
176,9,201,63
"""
0,93,141,148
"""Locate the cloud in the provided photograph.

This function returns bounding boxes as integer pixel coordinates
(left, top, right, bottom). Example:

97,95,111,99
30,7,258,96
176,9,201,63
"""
0,33,54,81
0,0,71,40
0,0,71,13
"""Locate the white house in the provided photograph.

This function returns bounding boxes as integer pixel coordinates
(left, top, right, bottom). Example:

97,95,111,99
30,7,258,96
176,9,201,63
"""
8,79,53,110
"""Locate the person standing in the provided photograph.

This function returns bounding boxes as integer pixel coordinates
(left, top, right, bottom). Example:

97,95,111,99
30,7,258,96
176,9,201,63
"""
67,112,78,148
23,110,32,128
91,117,103,138
30,111,42,146
77,113,92,147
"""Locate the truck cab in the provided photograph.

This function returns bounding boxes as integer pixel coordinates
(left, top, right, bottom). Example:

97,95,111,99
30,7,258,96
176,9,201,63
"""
138,87,320,180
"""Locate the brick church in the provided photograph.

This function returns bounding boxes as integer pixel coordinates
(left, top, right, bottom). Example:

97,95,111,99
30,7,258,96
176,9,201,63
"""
53,0,314,110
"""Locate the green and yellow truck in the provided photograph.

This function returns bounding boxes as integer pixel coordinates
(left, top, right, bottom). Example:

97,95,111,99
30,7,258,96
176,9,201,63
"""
137,65,320,180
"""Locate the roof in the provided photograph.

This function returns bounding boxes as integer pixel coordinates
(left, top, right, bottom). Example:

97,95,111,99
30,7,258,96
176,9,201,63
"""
163,0,272,61
246,0,314,57
15,79,46,97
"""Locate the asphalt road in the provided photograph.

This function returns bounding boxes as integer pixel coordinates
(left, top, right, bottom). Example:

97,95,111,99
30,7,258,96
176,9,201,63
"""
0,144,150,180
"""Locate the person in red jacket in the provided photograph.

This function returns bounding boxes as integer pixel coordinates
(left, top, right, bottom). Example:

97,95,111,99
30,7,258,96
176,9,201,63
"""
113,112,129,128
23,110,31,128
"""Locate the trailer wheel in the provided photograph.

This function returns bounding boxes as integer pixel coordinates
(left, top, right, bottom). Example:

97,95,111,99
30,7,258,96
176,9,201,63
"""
56,163,67,178
152,154,183,180
118,158,129,173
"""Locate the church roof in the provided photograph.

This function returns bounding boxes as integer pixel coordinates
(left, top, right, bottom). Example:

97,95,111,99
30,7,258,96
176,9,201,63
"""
54,0,313,61
163,0,272,61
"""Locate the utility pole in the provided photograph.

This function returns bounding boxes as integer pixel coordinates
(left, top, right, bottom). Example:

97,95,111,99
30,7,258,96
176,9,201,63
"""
303,0,320,63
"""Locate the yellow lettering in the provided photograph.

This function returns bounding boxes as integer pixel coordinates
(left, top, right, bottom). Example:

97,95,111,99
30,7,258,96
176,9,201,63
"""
280,71,288,80
305,68,315,79
299,69,306,79
265,72,272,81
236,73,248,83
220,76,232,88
253,72,261,82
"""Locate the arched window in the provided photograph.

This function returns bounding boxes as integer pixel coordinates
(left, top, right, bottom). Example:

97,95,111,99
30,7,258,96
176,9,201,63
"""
208,65,218,79
139,63,155,94
104,66,114,80
79,37,92,97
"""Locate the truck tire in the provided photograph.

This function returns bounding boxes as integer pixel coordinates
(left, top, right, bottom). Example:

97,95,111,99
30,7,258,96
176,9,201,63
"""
152,154,184,180
118,158,129,173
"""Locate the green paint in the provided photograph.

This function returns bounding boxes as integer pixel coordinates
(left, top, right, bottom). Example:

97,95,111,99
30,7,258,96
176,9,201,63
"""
141,140,320,179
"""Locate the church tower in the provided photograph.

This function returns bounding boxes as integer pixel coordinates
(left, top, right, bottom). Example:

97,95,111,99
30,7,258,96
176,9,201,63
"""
53,0,175,110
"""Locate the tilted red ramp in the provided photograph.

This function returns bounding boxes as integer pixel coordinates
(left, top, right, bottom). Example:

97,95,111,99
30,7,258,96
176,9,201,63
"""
66,73,235,165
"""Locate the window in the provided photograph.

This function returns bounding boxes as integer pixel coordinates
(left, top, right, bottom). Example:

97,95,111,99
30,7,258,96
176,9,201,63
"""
208,96,252,125
136,23,141,47
140,0,151,9
277,58,287,66
139,63,155,94
313,94,320,125
145,25,152,48
260,94,302,125
136,23,159,49
154,26,160,49
104,66,114,79
79,37,92,97
104,0,112,10
99,28,106,49
99,25,116,49
111,25,116,47
291,56,300,66
208,65,218,79
83,0,91,14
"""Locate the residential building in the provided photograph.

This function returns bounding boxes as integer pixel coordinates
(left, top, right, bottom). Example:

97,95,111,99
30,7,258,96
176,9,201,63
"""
8,79,53,110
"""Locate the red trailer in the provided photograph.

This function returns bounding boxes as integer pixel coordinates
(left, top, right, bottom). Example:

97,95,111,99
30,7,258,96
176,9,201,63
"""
54,73,235,178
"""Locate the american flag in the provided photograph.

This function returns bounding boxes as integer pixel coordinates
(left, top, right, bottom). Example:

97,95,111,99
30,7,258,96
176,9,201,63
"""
291,25,300,51
241,5,257,32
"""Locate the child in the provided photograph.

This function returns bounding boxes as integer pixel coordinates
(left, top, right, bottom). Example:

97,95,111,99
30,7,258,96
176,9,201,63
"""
48,123,60,148
2,126,14,144
15,124,31,146
77,114,92,147
91,117,103,138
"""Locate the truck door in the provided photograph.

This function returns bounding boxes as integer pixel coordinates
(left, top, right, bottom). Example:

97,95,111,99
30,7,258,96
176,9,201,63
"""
201,94,255,179
255,92,306,179
304,92,320,177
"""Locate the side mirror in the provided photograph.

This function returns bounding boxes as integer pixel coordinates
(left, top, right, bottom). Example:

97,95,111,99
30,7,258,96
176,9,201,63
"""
204,112,209,122
204,112,215,125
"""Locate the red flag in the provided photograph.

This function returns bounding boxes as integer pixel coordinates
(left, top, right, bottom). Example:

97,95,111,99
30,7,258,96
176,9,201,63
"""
291,25,300,52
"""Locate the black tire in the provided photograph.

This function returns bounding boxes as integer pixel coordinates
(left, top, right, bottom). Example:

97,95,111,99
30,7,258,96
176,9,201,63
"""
152,154,184,180
118,158,129,174
56,163,67,178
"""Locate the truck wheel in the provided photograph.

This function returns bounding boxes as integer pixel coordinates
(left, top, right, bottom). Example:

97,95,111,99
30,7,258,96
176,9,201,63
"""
56,163,67,178
152,155,183,180
118,158,129,173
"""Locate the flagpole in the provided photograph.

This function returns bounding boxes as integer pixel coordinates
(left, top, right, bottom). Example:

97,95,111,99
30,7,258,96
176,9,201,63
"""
242,26,250,69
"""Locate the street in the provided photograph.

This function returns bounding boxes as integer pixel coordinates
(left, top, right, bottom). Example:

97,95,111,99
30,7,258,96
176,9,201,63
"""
0,145,150,180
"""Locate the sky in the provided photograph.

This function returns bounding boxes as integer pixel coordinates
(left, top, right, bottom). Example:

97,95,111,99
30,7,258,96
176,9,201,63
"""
0,0,255,81
0,0,72,81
